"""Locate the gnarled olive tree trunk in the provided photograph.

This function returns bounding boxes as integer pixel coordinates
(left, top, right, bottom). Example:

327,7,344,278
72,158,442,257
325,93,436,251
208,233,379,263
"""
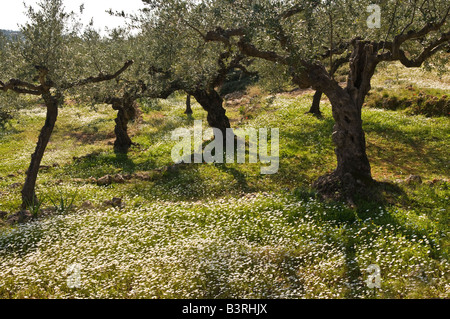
190,89,231,135
313,41,378,197
308,90,323,116
185,94,193,115
329,89,371,181
308,56,349,117
21,92,60,209
108,95,139,154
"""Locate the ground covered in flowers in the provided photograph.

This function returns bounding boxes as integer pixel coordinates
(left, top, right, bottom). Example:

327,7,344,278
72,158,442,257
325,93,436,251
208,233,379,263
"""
0,193,448,299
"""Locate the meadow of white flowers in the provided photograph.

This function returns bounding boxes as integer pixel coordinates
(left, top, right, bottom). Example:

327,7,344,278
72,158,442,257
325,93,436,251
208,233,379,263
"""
1,193,448,299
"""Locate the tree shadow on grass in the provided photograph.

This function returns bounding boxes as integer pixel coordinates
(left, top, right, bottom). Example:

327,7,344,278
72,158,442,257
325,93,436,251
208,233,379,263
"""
112,153,137,174
291,178,441,297
215,163,252,193
148,165,211,201
0,224,45,258
364,120,448,177
66,131,113,144
65,151,140,179
280,116,335,148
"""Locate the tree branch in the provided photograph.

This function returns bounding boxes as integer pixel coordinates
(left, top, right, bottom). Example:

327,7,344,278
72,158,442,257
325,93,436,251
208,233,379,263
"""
397,31,450,67
330,54,351,75
61,60,134,90
280,3,306,20
237,37,287,64
204,27,245,47
378,31,450,67
0,79,42,95
392,6,450,56
179,17,207,41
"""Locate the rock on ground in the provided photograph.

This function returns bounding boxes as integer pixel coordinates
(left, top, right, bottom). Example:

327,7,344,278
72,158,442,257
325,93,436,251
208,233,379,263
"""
97,175,113,186
406,175,423,185
81,201,95,209
103,198,125,208
7,210,33,225
112,174,126,184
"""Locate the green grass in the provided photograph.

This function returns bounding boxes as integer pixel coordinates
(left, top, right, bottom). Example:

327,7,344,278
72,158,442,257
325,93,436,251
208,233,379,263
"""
365,86,449,117
0,65,449,299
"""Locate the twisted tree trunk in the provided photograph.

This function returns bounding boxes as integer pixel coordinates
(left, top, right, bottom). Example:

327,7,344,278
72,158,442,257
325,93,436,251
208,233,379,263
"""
191,89,231,136
330,91,371,180
21,92,60,209
313,41,378,198
308,90,323,117
185,94,193,115
307,56,348,117
109,96,138,154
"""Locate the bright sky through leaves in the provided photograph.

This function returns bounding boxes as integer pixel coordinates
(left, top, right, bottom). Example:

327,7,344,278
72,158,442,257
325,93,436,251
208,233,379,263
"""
0,0,145,31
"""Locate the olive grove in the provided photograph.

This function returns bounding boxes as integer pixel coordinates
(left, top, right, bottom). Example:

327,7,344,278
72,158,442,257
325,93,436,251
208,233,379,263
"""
143,0,449,199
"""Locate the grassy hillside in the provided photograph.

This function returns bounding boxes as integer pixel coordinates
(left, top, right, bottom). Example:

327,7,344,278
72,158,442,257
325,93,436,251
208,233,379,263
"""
0,64,448,299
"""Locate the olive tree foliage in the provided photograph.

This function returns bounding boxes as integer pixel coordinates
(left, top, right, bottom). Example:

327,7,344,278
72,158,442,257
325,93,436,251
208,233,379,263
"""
75,19,192,153
0,32,20,129
254,58,292,93
148,0,449,199
139,0,257,136
0,0,132,209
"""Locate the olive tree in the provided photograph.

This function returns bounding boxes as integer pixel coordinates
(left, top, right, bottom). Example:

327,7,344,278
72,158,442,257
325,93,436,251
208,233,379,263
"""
78,23,186,153
0,0,132,209
141,1,255,137
75,27,143,154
